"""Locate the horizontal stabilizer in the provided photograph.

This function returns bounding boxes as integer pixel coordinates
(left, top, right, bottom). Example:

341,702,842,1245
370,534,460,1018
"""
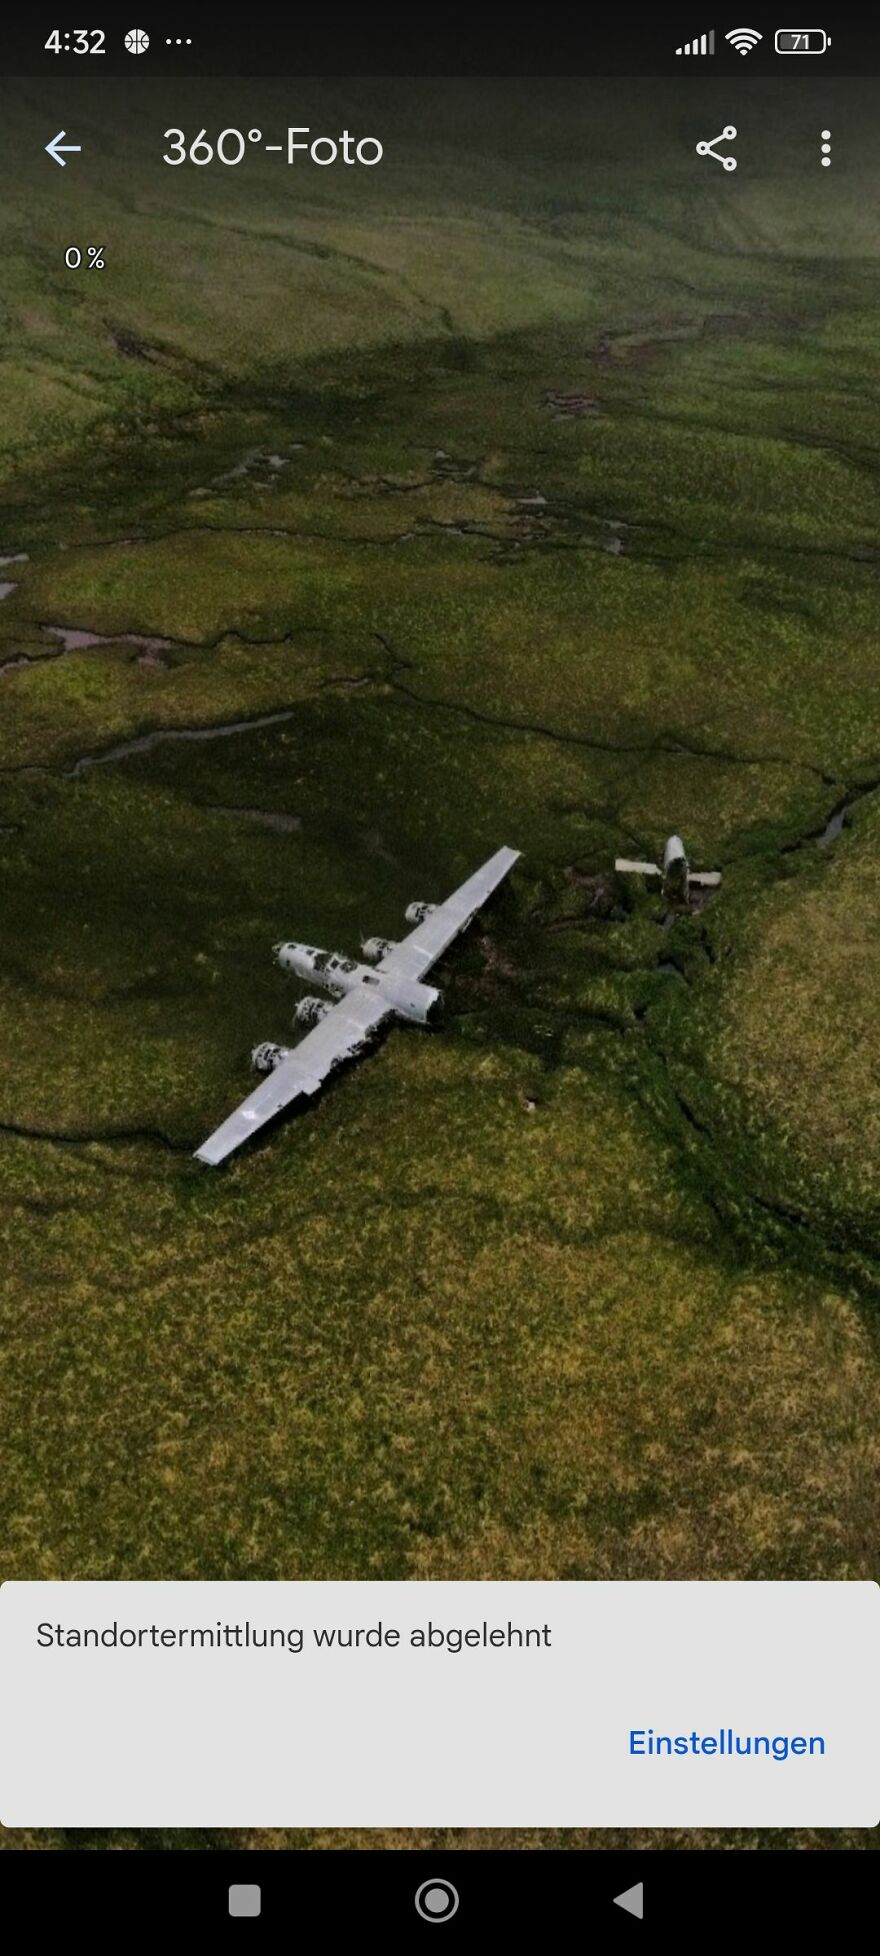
615,858,661,878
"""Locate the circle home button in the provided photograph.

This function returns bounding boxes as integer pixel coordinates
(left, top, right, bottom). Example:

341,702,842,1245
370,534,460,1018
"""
415,1878,460,1923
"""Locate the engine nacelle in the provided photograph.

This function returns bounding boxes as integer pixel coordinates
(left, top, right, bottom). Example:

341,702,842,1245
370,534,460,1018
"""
295,994,332,1028
405,901,437,925
361,936,397,961
252,1041,291,1074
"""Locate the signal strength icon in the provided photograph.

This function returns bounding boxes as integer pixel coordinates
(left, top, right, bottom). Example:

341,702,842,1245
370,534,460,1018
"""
726,27,763,56
676,30,715,55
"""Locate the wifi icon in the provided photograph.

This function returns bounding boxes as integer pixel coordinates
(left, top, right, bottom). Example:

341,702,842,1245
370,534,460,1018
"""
726,27,763,56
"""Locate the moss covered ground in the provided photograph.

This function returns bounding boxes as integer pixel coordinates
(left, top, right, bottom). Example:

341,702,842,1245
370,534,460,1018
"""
1,76,878,1851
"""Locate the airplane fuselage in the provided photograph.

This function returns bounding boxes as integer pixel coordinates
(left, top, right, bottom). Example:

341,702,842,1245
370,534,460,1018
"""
662,833,690,901
276,941,440,1024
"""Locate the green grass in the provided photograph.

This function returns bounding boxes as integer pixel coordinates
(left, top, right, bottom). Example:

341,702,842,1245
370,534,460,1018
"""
691,789,880,1257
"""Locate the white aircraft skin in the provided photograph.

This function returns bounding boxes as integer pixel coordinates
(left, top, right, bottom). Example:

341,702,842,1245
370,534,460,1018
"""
196,845,521,1166
276,942,439,1024
614,834,721,903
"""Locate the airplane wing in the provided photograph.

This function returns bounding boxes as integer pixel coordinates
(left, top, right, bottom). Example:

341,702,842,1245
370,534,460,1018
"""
378,845,521,984
195,987,390,1166
615,858,662,877
688,870,722,887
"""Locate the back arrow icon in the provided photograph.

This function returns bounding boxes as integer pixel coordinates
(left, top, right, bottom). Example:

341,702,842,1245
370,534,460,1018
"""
46,131,82,167
613,1881,644,1920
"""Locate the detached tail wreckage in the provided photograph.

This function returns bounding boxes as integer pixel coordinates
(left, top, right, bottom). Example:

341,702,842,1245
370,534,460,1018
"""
615,834,721,905
196,845,521,1166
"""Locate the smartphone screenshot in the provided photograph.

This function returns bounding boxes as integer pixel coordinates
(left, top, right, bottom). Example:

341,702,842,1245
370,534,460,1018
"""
0,16,877,1931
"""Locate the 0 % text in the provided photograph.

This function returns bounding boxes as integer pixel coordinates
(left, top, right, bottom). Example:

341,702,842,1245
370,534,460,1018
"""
64,245,106,271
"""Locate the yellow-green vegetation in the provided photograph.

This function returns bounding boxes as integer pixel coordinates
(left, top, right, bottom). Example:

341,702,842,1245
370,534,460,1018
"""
694,789,880,1258
1,75,879,1853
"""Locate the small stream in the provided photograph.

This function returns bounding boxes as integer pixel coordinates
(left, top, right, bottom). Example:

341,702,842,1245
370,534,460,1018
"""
43,625,175,658
68,707,300,778
817,806,847,847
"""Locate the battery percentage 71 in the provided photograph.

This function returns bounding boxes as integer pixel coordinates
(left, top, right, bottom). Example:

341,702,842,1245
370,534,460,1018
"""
774,29,830,54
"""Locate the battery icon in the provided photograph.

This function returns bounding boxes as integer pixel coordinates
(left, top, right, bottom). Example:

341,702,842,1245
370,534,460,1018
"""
774,29,830,53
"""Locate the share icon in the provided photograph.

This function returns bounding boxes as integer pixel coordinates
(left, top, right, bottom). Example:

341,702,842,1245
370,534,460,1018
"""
696,124,737,171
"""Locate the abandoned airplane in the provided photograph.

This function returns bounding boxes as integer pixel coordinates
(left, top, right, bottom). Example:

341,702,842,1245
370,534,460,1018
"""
196,845,521,1166
615,834,722,904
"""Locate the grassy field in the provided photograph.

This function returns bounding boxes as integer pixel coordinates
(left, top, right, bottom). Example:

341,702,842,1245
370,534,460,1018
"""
0,76,878,1852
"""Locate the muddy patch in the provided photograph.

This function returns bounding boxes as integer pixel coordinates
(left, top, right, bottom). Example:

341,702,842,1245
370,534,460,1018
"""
204,805,302,834
461,932,523,1005
590,308,757,369
0,652,39,677
493,501,631,564
432,449,481,482
565,868,617,914
110,325,156,363
542,389,601,419
207,449,293,492
542,869,621,930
